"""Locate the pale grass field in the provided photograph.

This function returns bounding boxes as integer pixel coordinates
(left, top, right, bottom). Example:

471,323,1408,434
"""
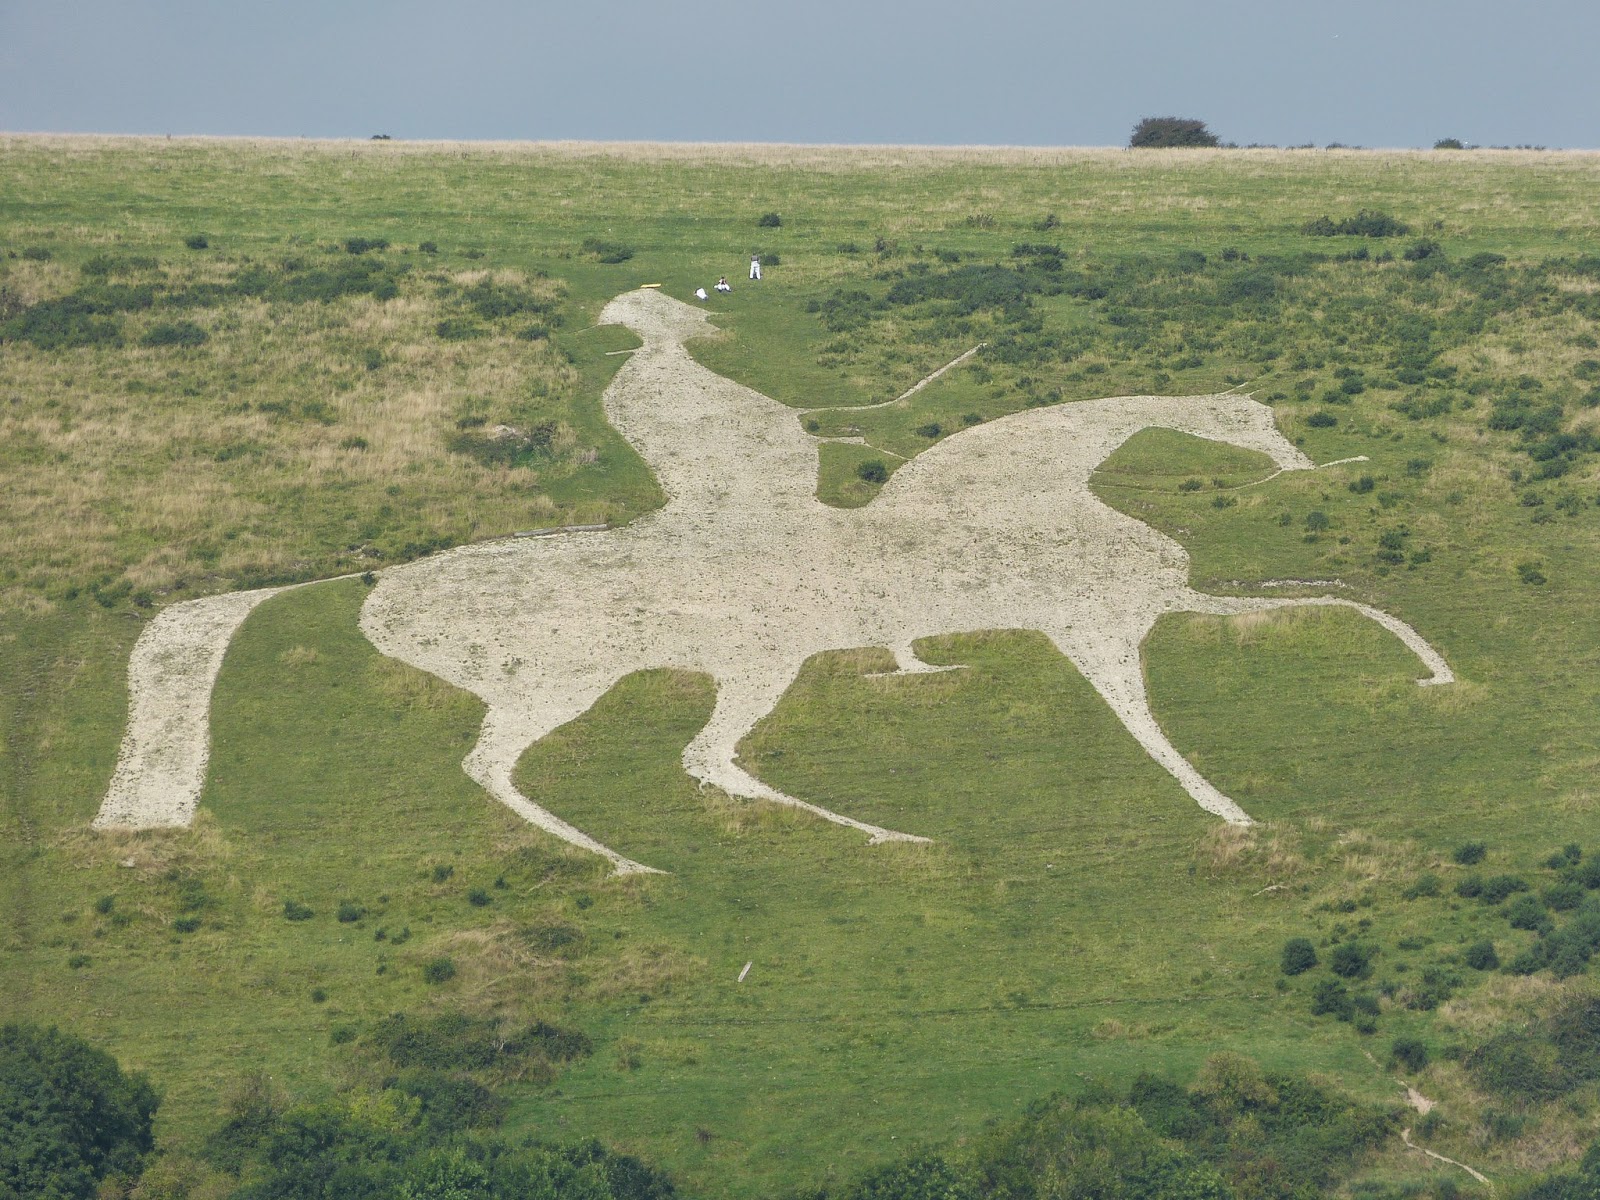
0,261,595,605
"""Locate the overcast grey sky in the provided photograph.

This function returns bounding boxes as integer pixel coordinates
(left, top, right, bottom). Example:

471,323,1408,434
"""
2,0,1596,148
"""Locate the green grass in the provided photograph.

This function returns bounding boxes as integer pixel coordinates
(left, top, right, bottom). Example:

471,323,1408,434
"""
4,137,1600,1197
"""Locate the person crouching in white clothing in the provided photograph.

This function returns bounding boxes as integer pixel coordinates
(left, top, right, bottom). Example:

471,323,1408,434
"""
714,276,731,292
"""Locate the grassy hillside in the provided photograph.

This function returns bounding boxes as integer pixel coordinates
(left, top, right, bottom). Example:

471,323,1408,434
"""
4,136,1600,1197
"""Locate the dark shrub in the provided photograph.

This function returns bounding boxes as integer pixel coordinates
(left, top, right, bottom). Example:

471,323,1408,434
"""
0,1024,159,1200
1404,239,1443,262
1302,210,1412,238
1464,939,1500,970
432,864,454,883
1129,117,1220,148
422,957,457,984
93,896,115,916
1480,875,1530,904
1329,941,1377,979
1177,478,1203,491
581,238,634,264
140,321,207,348
21,246,52,260
1305,511,1330,531
1281,937,1318,975
914,423,942,439
757,212,781,227
856,460,889,484
841,1153,974,1200
336,901,366,924
1349,474,1375,494
396,1069,507,1133
419,241,438,254
1547,882,1584,912
344,237,389,254
435,318,486,341
1392,1037,1429,1072
1407,966,1459,1011
467,888,491,908
1507,894,1552,932
310,988,327,1004
1402,874,1442,900
1454,841,1488,866
184,234,209,250
1311,978,1354,1019
1469,1031,1567,1101
282,900,314,921
172,916,201,934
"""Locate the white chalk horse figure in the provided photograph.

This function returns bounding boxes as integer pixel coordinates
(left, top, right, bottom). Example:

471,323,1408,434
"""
96,289,1453,874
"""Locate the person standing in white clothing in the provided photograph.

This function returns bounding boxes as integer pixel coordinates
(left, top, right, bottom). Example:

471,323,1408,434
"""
749,255,761,281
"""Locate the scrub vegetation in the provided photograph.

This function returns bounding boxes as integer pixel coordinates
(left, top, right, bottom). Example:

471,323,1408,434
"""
3,137,1600,1198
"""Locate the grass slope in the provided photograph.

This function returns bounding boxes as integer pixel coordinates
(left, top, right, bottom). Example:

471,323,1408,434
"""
4,137,1600,1196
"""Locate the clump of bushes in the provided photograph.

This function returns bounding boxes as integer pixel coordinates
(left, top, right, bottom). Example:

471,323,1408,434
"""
1281,937,1318,975
1329,941,1378,979
1302,210,1412,238
1464,939,1500,970
184,234,209,250
282,900,314,921
757,212,781,227
1454,841,1488,865
344,236,389,254
856,460,888,484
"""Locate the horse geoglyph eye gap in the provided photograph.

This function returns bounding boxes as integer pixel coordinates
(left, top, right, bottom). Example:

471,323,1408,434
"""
95,288,1454,875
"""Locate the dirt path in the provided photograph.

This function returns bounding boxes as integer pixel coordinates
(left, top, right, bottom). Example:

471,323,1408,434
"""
1401,1128,1492,1190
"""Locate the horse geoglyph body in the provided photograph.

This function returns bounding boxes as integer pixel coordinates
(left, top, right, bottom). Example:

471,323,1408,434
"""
96,289,1453,873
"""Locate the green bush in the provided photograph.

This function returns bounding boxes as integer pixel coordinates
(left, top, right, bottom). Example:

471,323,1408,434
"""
1481,875,1530,904
139,320,207,348
1404,239,1443,262
1349,474,1375,494
1392,1037,1429,1072
467,888,491,908
757,212,782,227
172,916,201,934
0,1024,158,1199
336,901,366,924
914,423,942,439
282,900,314,921
1305,511,1330,531
1507,893,1552,932
93,895,115,916
856,460,889,484
1281,937,1318,975
1306,410,1338,428
1464,939,1500,970
422,957,457,984
343,236,389,254
1454,842,1488,865
1128,116,1220,148
1311,978,1354,1019
1329,942,1377,979
1302,210,1412,238
184,234,208,250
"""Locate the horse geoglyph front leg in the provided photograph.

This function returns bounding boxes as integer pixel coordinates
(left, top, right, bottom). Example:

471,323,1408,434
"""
682,671,932,845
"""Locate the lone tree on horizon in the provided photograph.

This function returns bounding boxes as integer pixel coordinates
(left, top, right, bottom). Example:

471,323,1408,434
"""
1129,117,1220,148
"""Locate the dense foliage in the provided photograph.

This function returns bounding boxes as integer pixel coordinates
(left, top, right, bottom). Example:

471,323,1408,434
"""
1129,118,1221,149
0,1024,158,1200
808,1056,1393,1200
